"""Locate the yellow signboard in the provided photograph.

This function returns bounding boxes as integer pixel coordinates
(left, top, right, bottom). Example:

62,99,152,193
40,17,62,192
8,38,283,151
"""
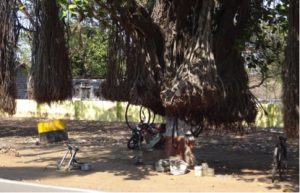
37,119,66,134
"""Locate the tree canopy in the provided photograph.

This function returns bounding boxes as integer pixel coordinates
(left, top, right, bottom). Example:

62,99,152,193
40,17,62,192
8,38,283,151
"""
1,0,298,137
69,22,108,78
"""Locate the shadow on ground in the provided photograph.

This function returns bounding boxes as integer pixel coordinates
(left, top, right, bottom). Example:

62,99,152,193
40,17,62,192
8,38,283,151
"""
0,118,299,191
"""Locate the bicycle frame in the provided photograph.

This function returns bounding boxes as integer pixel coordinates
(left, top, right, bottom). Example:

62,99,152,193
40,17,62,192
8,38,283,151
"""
127,122,164,150
58,143,82,171
272,136,287,182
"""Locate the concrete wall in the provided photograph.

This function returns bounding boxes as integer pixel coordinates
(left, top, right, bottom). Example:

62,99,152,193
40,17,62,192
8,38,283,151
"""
255,103,283,128
0,100,163,123
3,100,130,122
0,100,283,128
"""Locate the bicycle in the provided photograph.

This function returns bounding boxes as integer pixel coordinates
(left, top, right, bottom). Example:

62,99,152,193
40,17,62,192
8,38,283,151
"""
127,120,165,150
271,136,287,182
57,142,82,171
57,142,91,171
125,103,154,130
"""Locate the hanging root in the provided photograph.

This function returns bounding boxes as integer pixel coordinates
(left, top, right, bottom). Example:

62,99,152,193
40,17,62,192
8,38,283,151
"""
32,0,72,104
0,0,18,115
100,0,258,133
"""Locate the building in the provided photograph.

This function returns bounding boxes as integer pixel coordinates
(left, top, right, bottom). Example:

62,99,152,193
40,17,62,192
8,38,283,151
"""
15,65,104,101
16,63,29,99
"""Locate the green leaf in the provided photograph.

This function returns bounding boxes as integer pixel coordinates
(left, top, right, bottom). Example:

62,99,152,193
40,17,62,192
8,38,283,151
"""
18,4,25,10
69,4,77,10
59,10,68,20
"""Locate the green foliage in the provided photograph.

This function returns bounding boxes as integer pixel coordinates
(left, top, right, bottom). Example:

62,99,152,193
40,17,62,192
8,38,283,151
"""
56,0,108,78
213,1,288,75
68,23,108,78
17,0,288,83
116,102,123,121
256,103,283,127
74,100,84,119
244,22,286,78
242,1,288,81
17,36,31,66
57,0,89,19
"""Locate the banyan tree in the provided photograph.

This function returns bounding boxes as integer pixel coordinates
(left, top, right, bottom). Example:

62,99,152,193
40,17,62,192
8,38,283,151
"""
30,0,73,103
1,0,298,163
100,0,258,161
0,0,18,115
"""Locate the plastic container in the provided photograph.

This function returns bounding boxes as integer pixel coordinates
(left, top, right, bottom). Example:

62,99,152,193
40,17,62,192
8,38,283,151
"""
170,159,188,175
194,166,202,176
207,168,215,176
201,163,209,169
80,163,92,171
201,163,209,176
155,159,170,172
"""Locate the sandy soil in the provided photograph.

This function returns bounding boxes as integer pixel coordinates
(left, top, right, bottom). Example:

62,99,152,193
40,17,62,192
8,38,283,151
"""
0,118,299,192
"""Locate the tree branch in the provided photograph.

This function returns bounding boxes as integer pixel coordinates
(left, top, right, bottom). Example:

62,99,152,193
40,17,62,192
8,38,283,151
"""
248,71,281,89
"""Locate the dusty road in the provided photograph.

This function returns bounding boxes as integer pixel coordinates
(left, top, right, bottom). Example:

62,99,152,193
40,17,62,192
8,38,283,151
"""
0,118,298,192
0,178,102,192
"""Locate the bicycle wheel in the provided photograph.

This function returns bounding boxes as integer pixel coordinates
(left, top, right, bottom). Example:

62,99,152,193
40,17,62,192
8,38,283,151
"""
127,135,142,150
127,136,138,149
271,162,277,182
150,113,156,124
280,159,287,180
278,152,284,180
139,106,151,124
125,103,138,130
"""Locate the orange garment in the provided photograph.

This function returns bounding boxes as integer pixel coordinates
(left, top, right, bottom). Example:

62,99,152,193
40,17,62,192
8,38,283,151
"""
164,136,194,160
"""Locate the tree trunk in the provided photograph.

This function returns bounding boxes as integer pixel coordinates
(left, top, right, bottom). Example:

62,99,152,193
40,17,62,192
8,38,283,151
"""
32,0,72,104
212,0,257,125
154,0,219,117
151,0,215,165
283,0,299,138
0,0,18,115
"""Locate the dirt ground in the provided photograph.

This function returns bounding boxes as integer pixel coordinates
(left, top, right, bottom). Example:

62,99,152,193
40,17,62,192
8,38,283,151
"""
0,117,299,192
